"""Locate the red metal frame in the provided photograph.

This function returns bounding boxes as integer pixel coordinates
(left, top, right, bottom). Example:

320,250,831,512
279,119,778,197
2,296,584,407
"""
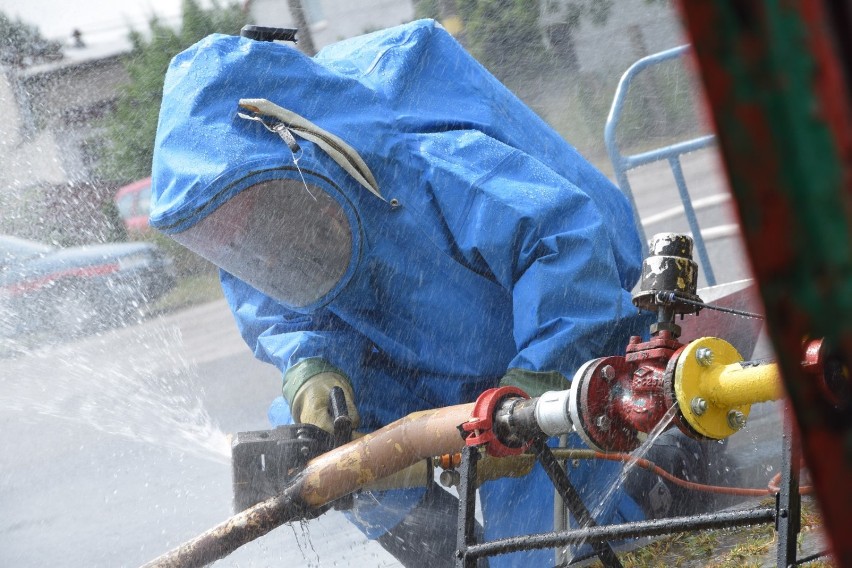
678,2,852,565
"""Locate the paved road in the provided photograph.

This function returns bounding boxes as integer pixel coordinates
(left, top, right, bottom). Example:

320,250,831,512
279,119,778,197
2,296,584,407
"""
0,145,787,567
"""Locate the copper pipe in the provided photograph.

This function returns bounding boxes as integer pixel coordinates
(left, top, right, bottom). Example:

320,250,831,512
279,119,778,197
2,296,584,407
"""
140,402,475,568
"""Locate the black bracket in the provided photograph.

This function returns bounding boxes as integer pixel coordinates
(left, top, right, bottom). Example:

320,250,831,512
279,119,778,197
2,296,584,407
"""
451,430,812,567
240,25,298,43
530,437,624,567
231,424,331,513
231,386,354,513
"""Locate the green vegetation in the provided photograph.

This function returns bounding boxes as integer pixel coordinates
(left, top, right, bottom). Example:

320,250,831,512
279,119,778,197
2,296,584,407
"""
454,0,554,82
99,0,247,182
96,0,245,297
0,11,62,68
415,0,611,84
412,0,704,165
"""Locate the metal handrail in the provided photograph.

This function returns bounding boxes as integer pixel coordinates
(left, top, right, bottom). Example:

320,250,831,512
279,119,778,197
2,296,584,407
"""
605,45,718,285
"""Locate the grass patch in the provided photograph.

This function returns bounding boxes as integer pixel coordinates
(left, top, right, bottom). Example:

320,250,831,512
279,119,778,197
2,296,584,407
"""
150,271,223,315
616,530,720,568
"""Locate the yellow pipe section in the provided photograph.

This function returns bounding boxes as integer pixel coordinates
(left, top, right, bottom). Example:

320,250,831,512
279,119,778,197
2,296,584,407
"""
674,337,784,439
702,360,783,407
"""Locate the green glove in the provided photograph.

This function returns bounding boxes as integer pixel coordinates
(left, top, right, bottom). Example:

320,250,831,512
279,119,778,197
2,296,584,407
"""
283,358,360,434
499,367,569,398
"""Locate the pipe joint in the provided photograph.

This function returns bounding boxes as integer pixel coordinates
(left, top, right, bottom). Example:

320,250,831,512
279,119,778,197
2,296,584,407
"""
534,389,573,437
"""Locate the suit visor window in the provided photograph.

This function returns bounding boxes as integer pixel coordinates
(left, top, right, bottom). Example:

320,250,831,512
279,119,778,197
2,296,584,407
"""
172,178,353,308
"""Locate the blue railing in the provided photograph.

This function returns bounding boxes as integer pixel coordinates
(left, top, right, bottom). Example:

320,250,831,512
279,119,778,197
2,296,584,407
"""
604,45,717,285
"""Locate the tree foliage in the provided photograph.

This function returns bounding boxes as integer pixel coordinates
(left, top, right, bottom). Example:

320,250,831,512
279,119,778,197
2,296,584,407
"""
100,0,246,182
456,0,550,81
0,11,63,68
414,0,612,84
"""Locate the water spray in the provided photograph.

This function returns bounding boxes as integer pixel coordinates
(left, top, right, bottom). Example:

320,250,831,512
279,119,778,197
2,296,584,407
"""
140,233,844,568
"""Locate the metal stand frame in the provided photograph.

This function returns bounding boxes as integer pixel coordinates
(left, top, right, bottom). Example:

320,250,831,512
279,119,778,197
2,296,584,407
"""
776,404,802,568
455,418,814,567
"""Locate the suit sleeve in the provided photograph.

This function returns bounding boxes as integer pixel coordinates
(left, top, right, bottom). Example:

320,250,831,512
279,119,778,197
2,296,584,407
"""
219,269,370,390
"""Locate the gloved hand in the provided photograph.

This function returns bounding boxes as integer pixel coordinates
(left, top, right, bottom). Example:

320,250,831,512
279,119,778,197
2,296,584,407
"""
283,358,360,434
499,367,570,398
291,372,360,434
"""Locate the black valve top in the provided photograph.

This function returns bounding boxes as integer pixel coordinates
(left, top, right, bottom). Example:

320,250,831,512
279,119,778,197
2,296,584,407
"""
632,232,702,314
240,25,298,43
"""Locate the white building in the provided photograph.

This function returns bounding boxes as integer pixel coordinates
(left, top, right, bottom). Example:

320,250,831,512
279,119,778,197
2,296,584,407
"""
0,38,131,242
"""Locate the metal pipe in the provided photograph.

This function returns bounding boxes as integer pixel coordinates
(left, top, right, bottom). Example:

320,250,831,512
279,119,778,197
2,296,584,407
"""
463,508,776,559
140,403,475,568
553,434,569,567
703,360,782,407
604,44,695,255
777,403,802,568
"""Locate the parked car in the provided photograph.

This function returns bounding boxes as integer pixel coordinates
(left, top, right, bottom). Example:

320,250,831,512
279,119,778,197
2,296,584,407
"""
114,177,152,235
0,235,176,339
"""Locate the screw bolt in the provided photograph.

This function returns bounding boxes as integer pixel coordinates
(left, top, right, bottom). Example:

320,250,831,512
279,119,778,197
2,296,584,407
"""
727,409,747,431
695,347,714,366
600,365,616,381
595,415,611,431
691,397,708,416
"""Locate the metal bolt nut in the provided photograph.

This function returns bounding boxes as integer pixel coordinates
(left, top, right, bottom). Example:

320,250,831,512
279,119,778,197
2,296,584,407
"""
690,397,708,416
600,365,616,381
595,415,611,431
727,410,747,431
695,347,714,366
439,469,460,488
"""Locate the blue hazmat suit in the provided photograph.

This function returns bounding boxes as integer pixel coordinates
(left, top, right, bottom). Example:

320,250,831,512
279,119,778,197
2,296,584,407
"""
150,19,651,567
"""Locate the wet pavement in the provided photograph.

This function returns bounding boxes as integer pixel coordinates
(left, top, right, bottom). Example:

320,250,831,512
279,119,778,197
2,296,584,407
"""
0,300,400,567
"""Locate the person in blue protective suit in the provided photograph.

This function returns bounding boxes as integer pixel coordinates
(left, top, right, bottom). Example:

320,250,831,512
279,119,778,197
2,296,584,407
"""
149,19,718,568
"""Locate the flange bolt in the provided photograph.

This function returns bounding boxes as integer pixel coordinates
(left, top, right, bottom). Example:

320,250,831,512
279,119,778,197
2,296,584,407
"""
600,365,616,382
695,347,714,366
690,397,708,416
727,409,747,431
